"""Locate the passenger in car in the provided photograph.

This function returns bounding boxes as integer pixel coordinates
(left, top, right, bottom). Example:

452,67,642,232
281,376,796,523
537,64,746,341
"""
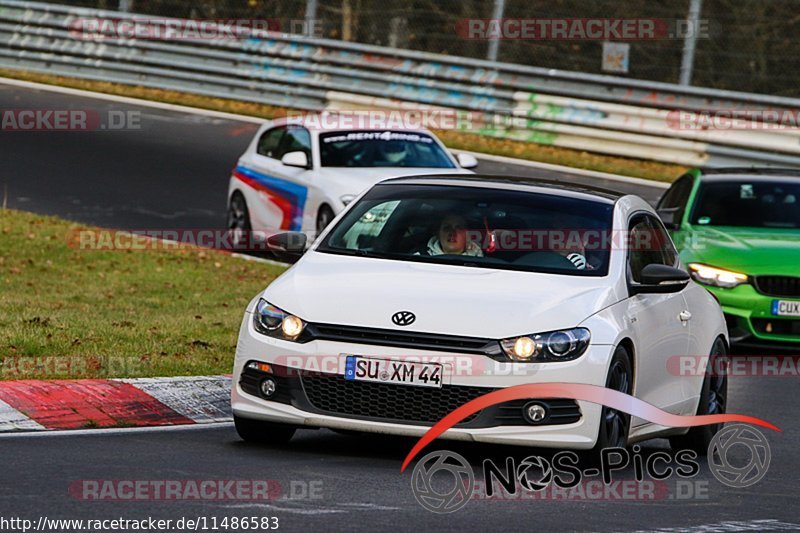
421,213,484,257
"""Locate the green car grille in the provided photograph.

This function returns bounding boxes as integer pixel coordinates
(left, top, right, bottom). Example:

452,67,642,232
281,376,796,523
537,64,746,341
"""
752,276,800,298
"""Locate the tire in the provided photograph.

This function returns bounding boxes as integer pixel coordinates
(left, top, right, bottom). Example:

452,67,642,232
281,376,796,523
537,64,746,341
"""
227,192,251,248
669,337,728,455
593,345,633,452
234,415,296,445
316,205,335,235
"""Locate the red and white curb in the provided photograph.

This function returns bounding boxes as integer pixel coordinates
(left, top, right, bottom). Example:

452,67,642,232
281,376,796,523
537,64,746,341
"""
0,376,232,432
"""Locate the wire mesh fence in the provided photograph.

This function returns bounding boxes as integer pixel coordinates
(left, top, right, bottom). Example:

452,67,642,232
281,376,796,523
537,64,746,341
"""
43,0,800,97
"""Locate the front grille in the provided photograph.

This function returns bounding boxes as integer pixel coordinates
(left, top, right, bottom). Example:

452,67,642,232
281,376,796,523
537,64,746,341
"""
299,372,581,426
300,372,489,424
753,276,800,298
237,364,583,428
304,323,504,358
751,318,800,336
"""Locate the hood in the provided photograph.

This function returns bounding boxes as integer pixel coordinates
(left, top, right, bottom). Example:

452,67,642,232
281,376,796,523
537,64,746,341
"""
263,251,620,339
314,167,472,198
682,226,800,276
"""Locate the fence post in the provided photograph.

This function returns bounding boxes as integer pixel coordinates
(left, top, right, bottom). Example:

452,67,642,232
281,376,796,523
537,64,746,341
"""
304,0,319,37
486,0,506,62
679,0,703,86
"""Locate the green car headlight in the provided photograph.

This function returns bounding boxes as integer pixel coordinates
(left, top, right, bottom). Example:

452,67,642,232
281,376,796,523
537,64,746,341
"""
688,263,748,289
500,328,590,362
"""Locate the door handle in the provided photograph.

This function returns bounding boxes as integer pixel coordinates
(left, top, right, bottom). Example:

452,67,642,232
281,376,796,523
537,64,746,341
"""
679,310,692,322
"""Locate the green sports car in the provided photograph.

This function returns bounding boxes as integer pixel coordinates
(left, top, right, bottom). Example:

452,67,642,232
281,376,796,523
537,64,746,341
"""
656,168,800,350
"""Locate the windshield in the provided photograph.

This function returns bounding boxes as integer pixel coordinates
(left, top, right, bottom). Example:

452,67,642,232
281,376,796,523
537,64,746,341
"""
317,183,615,276
319,131,456,168
691,179,800,229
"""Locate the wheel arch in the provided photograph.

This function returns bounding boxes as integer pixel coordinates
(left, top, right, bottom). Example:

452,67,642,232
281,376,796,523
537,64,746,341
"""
616,337,636,395
229,188,246,202
716,334,729,353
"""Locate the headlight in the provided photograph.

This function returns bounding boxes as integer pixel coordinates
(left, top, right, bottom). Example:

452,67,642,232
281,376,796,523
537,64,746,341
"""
340,194,356,206
500,328,590,362
253,299,306,340
688,263,748,288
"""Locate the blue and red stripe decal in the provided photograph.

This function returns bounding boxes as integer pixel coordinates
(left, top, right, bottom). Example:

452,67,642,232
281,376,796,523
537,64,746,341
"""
232,165,308,231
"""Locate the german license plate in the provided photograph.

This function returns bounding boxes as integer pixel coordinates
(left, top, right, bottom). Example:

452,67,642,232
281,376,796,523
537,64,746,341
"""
772,300,800,317
344,356,442,388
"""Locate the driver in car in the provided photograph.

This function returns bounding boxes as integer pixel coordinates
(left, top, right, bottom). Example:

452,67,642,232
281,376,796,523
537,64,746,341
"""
553,231,593,270
422,213,484,257
378,140,409,166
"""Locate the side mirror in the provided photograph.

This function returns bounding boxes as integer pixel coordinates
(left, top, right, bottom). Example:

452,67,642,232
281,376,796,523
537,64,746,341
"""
656,207,681,230
281,151,310,169
267,232,307,263
455,152,479,169
630,264,690,295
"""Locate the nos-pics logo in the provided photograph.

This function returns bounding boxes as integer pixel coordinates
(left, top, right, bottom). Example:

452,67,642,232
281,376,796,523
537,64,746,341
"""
410,424,771,513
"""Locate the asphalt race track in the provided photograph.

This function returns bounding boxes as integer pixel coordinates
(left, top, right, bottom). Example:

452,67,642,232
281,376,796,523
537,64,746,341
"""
2,82,799,532
0,82,663,229
1,375,797,532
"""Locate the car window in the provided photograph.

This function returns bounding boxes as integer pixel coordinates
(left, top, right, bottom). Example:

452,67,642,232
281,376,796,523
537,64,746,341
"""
278,126,312,162
256,127,285,159
690,179,800,228
318,183,615,276
340,200,401,249
650,217,679,266
658,174,693,211
628,215,679,283
319,131,455,168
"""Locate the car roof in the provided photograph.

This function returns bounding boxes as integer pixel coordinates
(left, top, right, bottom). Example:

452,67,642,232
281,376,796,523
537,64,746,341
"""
697,167,800,182
378,174,624,204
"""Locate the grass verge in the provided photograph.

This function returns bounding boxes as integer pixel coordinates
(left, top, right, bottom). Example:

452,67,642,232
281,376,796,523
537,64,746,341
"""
0,208,287,380
0,69,686,182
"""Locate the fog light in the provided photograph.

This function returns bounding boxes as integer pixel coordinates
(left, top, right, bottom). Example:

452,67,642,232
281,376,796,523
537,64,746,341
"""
524,402,547,423
260,377,277,398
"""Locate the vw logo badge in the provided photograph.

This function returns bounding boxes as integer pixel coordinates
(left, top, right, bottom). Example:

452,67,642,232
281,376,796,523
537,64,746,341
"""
392,311,416,326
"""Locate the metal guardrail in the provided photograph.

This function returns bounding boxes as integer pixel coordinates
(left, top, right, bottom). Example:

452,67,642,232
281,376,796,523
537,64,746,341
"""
2,0,800,168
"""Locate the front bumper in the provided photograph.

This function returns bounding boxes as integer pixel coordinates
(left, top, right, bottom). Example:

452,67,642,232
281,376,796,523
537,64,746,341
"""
703,284,800,348
231,313,614,449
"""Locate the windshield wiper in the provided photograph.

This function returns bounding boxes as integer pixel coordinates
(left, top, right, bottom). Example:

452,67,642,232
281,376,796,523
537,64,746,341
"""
320,248,402,260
